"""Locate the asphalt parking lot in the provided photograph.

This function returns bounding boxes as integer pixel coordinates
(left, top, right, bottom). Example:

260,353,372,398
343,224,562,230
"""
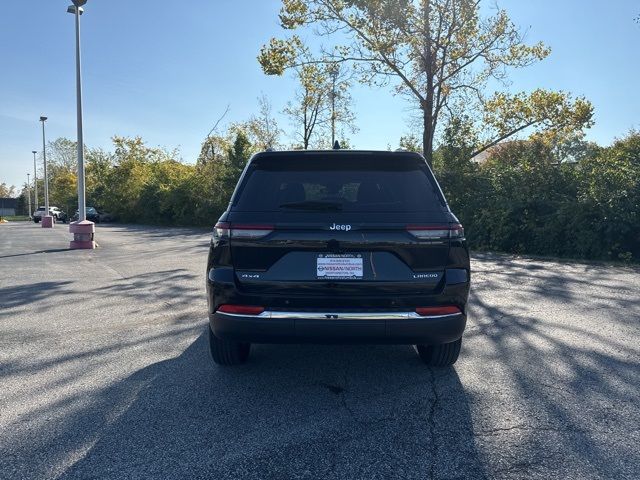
0,222,638,479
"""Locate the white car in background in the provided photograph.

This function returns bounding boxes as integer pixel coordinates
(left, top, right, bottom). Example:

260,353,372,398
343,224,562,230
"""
32,206,63,223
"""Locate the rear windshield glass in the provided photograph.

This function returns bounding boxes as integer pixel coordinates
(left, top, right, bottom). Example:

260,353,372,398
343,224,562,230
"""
232,154,446,213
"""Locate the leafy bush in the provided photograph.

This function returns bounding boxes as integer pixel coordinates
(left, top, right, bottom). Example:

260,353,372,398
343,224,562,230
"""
435,131,640,262
42,132,254,227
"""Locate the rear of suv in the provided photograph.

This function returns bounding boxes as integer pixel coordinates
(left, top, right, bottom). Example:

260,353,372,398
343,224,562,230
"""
206,150,470,366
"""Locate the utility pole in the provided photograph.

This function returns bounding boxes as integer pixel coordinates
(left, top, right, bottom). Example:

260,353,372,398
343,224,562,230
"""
68,0,95,248
69,0,87,223
39,116,53,228
32,150,38,214
27,173,31,218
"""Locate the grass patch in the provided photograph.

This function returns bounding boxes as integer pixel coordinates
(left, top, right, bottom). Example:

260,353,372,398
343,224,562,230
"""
0,215,31,222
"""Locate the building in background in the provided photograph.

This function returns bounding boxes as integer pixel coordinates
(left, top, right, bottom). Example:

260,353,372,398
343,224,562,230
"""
0,198,18,216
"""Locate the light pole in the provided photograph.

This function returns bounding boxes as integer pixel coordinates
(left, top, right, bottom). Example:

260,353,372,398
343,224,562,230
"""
27,173,31,219
39,116,53,228
32,150,38,215
68,0,95,248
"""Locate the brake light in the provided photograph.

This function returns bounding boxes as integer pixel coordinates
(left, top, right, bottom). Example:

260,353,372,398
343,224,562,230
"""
415,306,461,316
217,304,265,315
213,222,274,240
407,223,464,239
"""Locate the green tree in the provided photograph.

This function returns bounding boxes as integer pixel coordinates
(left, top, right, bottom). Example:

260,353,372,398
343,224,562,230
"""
245,94,283,150
103,136,179,222
0,183,16,197
259,0,593,165
573,131,640,260
86,147,115,208
282,61,356,149
46,138,78,171
219,132,253,196
50,170,77,214
284,63,332,149
197,134,232,167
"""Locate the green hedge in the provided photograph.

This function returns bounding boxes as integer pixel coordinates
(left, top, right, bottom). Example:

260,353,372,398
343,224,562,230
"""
435,132,640,262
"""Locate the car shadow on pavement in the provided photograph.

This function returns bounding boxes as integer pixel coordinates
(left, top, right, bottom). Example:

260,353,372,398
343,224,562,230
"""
53,331,487,480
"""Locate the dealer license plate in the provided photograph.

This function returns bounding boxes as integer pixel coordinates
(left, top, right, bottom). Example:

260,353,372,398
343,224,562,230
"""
317,254,363,279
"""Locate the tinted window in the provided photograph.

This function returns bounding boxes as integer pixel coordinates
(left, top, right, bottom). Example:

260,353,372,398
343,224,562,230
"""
233,154,445,213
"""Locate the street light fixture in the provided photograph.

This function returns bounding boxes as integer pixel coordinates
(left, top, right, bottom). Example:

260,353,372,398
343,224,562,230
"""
32,150,38,216
68,0,95,248
39,116,53,228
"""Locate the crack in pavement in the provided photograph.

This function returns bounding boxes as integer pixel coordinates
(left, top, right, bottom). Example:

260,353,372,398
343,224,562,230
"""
427,367,439,480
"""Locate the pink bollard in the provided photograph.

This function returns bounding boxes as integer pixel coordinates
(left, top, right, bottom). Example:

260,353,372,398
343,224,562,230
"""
41,215,54,228
69,220,96,249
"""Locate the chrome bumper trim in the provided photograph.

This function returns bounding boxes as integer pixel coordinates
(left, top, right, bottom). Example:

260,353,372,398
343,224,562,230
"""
216,310,461,320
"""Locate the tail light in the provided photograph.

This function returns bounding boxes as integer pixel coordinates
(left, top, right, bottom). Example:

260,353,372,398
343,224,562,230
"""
213,222,230,239
449,223,464,238
217,304,265,315
230,224,274,239
406,223,464,240
415,306,461,316
213,222,274,240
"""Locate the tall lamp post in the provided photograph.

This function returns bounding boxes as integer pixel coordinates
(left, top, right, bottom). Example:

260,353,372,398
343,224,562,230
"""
27,173,32,219
32,150,38,215
39,116,53,228
68,0,95,249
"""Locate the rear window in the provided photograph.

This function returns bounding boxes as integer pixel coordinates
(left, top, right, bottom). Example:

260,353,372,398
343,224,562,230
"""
232,154,446,213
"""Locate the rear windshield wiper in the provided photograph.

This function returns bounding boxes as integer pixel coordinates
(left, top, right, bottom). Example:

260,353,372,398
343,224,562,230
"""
278,201,343,211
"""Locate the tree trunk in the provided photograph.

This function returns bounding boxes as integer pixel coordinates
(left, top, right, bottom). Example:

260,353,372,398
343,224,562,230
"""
422,103,434,167
422,0,434,168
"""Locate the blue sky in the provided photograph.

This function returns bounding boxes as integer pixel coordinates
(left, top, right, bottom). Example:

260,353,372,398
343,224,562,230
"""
1,0,639,189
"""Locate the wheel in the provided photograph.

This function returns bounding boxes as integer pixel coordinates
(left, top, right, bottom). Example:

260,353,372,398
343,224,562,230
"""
208,326,250,365
416,338,462,366
34,218,40,223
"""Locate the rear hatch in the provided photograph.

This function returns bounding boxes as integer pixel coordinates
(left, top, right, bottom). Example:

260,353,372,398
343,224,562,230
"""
225,152,457,297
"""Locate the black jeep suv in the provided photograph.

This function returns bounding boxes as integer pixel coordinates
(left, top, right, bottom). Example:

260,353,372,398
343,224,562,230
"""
206,150,470,366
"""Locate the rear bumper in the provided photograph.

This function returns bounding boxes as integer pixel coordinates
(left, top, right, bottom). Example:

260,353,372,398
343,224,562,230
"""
209,310,466,345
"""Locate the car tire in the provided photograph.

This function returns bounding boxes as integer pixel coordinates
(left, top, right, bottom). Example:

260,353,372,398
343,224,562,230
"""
34,218,40,223
208,326,250,365
416,338,462,367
